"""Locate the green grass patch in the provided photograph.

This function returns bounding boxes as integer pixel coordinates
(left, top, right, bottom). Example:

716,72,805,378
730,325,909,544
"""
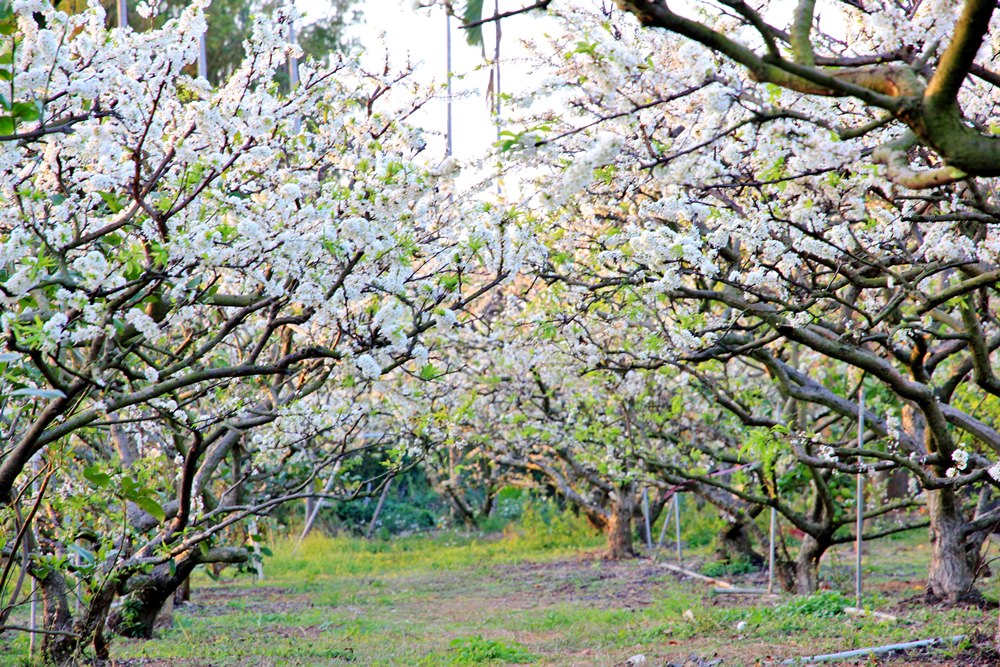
268,507,602,584
700,557,760,578
2,523,997,667
431,635,539,665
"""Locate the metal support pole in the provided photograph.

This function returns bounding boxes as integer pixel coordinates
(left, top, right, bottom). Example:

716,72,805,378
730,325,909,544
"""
674,493,682,563
29,586,36,659
655,494,671,551
445,12,453,157
855,387,865,608
198,35,208,81
287,21,301,133
117,0,127,29
768,506,777,594
28,456,39,659
493,0,501,130
642,488,653,551
287,23,300,89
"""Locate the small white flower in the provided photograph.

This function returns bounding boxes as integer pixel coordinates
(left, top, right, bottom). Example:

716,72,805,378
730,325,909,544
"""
126,309,161,340
136,0,158,18
435,308,458,328
354,353,381,379
951,449,969,471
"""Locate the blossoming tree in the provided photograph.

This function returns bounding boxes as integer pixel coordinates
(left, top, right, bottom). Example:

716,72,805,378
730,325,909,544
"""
0,0,525,659
493,0,1000,601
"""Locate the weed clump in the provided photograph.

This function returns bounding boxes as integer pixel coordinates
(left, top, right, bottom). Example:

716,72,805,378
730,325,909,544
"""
775,590,851,618
701,557,759,578
443,635,538,664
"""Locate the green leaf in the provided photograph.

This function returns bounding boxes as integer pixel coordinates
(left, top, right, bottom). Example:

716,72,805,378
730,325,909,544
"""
0,115,14,135
11,102,39,122
462,0,485,48
98,191,124,213
83,466,112,488
119,476,139,497
9,387,67,399
419,363,439,381
67,543,95,565
134,495,166,522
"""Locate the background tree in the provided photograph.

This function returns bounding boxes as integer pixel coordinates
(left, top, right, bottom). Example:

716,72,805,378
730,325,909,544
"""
83,0,359,85
492,0,1000,601
0,1,526,660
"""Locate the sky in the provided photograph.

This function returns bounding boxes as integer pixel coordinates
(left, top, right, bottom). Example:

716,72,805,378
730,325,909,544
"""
296,0,545,164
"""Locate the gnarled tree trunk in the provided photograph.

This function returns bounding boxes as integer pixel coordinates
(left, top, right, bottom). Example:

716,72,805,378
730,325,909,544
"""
926,486,976,602
793,533,826,594
715,520,764,568
604,491,636,559
38,565,118,665
39,568,76,665
109,547,248,639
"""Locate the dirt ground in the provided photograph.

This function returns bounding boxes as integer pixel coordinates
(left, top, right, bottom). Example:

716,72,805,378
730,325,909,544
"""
111,553,1000,667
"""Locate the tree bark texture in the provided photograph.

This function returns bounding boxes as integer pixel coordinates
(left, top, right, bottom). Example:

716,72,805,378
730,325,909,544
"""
925,486,976,602
714,520,764,567
605,492,636,559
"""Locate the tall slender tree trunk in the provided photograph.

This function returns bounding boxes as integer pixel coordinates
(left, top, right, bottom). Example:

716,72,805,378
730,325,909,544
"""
926,486,976,602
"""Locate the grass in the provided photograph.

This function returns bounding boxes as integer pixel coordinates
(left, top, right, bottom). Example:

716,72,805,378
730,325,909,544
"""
108,530,999,666
1,512,997,666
